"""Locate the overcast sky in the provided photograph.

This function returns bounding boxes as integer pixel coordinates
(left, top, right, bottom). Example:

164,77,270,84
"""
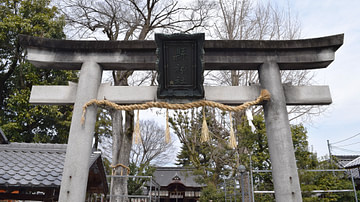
136,0,360,163
286,0,360,157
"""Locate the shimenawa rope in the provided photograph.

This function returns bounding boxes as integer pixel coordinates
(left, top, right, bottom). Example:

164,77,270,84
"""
81,89,270,122
81,89,271,149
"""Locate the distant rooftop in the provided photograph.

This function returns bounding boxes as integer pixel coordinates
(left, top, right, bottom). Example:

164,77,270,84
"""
333,155,360,179
0,142,108,200
153,167,203,188
0,142,101,187
345,156,360,169
334,155,360,168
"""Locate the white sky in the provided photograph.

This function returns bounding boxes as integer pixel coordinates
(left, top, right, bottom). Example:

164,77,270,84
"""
154,0,360,160
284,0,360,157
102,0,360,162
141,0,360,162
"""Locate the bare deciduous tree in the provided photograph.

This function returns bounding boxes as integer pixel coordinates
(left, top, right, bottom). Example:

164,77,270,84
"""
204,2,315,200
207,0,321,123
58,0,213,201
57,0,320,200
130,120,175,166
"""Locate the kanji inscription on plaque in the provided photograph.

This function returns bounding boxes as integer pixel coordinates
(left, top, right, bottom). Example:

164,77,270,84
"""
156,33,204,99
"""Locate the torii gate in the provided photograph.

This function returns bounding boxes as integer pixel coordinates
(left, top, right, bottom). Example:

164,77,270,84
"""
20,34,343,202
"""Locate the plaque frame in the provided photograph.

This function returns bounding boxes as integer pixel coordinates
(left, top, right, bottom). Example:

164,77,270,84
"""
155,33,204,99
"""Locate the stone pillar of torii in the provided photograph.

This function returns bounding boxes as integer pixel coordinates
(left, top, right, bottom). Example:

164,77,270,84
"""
20,34,343,202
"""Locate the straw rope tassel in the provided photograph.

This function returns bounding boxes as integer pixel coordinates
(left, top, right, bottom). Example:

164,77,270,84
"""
165,109,171,143
133,110,141,144
80,107,86,125
229,112,237,149
80,89,271,124
201,107,210,142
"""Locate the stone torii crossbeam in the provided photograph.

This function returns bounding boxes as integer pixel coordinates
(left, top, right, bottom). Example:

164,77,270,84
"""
20,34,343,202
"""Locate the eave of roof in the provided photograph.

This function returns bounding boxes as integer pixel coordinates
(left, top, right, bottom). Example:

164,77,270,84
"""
0,143,103,190
153,167,203,188
345,156,360,169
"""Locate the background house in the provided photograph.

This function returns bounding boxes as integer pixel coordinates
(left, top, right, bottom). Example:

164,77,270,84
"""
152,167,203,202
334,155,360,189
0,130,108,202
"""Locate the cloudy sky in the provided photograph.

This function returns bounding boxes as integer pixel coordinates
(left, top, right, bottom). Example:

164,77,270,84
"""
286,0,360,157
143,0,360,161
127,0,360,162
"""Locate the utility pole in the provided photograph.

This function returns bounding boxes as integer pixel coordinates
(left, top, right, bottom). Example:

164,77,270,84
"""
327,140,332,164
327,140,335,175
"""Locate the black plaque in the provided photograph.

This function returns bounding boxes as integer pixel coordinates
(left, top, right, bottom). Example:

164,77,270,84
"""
156,33,204,99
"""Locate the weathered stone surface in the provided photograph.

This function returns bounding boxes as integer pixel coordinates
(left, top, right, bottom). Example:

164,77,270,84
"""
19,33,344,202
20,34,343,70
19,34,343,51
57,61,102,202
259,62,302,201
30,85,332,105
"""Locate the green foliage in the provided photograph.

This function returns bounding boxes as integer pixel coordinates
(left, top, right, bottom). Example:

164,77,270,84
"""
102,157,112,175
128,163,156,195
93,109,112,149
0,0,77,143
199,182,225,202
173,111,355,201
300,160,354,202
246,116,353,201
170,109,236,186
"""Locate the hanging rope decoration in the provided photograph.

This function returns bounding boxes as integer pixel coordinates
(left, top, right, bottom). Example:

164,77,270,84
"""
165,109,171,143
229,112,237,148
133,110,141,144
81,89,271,149
111,163,130,176
201,107,210,143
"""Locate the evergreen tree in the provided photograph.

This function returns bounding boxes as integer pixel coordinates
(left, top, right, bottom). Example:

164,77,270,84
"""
172,111,354,201
0,0,77,143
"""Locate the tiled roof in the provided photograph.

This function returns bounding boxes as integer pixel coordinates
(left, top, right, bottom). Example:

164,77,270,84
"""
0,142,100,188
333,155,360,179
334,155,360,167
345,156,360,169
153,167,203,188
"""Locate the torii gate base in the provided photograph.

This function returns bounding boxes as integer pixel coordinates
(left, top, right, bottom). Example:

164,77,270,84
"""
20,34,343,202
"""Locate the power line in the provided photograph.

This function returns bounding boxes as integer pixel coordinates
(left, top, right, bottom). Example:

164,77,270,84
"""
335,140,360,148
331,146,360,154
330,132,360,145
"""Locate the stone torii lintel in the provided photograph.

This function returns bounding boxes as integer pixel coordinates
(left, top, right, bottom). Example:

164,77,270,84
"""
19,34,343,71
20,34,344,202
29,84,332,106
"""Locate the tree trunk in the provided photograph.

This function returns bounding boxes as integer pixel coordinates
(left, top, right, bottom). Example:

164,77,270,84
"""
109,69,135,202
110,109,134,202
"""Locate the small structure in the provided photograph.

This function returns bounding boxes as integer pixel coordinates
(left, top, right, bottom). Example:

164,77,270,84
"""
340,155,360,189
0,140,108,201
152,167,203,202
344,156,360,169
